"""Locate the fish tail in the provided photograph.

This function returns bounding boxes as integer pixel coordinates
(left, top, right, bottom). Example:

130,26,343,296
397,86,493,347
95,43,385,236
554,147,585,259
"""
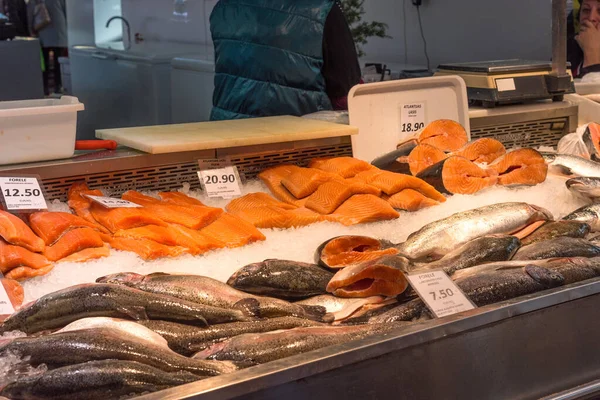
232,298,261,318
297,304,331,323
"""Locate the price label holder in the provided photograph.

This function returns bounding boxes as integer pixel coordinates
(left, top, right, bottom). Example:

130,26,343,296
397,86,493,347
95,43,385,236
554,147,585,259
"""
197,158,242,199
0,175,48,212
406,269,475,318
84,194,141,208
400,102,426,135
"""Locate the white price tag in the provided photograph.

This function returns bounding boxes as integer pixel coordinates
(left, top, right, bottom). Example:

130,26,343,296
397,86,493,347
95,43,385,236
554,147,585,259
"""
0,282,15,315
84,195,141,208
400,102,426,135
406,270,475,318
0,177,47,210
198,166,242,199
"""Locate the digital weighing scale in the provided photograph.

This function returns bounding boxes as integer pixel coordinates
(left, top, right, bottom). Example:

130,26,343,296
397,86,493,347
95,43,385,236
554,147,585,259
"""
435,59,575,108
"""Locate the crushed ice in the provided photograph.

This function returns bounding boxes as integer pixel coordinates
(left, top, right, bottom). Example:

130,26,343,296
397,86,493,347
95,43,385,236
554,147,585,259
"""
0,351,47,387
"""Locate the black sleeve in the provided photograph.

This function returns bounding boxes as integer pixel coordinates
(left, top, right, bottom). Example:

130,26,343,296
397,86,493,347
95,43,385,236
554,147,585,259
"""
322,1,362,99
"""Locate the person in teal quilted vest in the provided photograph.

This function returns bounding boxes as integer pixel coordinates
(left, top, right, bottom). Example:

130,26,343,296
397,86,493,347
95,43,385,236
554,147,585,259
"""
210,0,361,120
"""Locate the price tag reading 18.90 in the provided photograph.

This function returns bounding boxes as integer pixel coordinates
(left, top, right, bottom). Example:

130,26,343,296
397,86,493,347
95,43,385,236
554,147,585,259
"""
0,177,47,210
400,102,426,134
198,166,242,199
406,270,475,318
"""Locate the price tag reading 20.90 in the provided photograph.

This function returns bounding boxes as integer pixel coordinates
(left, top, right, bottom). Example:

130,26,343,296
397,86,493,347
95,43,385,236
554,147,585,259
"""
0,177,48,210
198,166,242,199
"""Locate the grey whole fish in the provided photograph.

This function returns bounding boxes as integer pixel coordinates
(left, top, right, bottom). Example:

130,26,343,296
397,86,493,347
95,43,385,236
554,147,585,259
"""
542,153,600,178
193,323,405,366
512,237,600,260
0,360,201,400
566,177,600,201
97,272,329,322
0,283,250,335
396,202,553,261
227,259,335,300
520,221,591,246
454,265,564,306
412,235,521,275
139,317,322,356
366,298,431,324
0,328,237,376
563,203,600,231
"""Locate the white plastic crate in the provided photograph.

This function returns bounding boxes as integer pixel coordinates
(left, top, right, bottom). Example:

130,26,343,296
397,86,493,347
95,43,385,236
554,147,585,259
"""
0,96,84,165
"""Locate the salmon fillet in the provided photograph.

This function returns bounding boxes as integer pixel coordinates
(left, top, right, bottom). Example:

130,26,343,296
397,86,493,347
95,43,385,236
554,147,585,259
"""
58,244,111,263
114,225,223,255
200,213,266,248
280,168,341,199
0,210,45,253
158,191,206,207
29,211,102,245
109,237,187,260
90,203,168,233
231,205,324,229
44,227,105,262
258,165,307,206
386,189,441,211
121,191,164,206
1,278,24,310
357,170,446,201
488,148,548,186
226,193,298,213
305,180,381,215
67,182,110,233
418,119,468,151
0,238,50,274
327,195,400,226
5,264,54,281
308,157,373,178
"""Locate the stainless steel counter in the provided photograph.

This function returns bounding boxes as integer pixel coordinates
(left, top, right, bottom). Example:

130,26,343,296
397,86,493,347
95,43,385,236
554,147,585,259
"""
138,279,600,400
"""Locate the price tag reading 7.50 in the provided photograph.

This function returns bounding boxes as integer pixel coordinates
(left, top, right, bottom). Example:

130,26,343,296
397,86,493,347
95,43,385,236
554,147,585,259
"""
198,166,242,199
0,177,47,210
406,270,475,318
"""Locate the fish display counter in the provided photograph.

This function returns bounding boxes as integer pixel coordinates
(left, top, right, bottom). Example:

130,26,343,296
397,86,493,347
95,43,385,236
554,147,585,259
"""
3,118,600,399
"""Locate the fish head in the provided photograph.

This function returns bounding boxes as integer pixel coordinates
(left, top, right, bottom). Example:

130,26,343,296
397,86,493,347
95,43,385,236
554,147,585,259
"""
528,204,554,221
541,152,557,163
95,272,145,285
524,265,565,288
226,262,263,287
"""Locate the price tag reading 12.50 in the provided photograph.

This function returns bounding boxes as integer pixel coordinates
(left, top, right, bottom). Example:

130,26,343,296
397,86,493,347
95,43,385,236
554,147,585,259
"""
406,270,475,318
198,166,242,199
0,177,48,210
400,102,426,134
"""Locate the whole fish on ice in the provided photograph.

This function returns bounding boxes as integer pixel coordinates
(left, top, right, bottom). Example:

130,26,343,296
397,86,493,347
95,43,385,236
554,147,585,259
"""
97,272,329,322
227,259,334,300
512,237,600,260
562,203,600,231
520,220,590,246
0,360,201,400
566,177,600,201
396,202,553,261
543,153,600,178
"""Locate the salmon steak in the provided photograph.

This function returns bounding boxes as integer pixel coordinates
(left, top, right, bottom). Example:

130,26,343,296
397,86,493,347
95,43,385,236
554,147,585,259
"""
326,255,410,297
452,138,506,164
386,189,441,211
0,210,45,253
200,213,266,248
488,148,548,186
258,165,307,206
404,144,447,176
418,119,468,151
0,238,50,274
58,244,111,263
108,237,187,260
583,122,600,161
327,194,400,226
305,180,381,215
44,227,105,262
122,191,224,229
231,205,324,229
114,224,223,255
226,193,297,213
315,235,399,269
355,170,446,201
29,211,102,245
417,156,498,195
308,157,373,178
89,202,168,233
67,182,110,233
280,168,341,199
158,191,206,206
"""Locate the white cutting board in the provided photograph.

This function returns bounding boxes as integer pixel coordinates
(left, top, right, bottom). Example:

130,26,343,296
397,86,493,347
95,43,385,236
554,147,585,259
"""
96,116,358,154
